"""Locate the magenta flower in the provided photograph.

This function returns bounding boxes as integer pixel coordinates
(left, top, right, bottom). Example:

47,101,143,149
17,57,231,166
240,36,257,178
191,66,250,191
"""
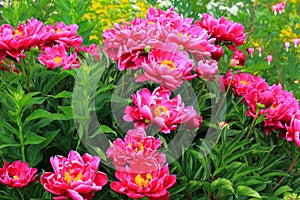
40,150,108,200
136,46,196,90
0,18,48,60
111,165,176,200
286,112,300,147
0,160,37,188
210,44,224,61
38,44,79,70
77,43,101,61
106,128,166,172
123,86,202,133
247,47,254,58
272,1,285,15
44,22,82,50
230,49,246,67
196,59,218,81
267,54,272,66
195,13,246,49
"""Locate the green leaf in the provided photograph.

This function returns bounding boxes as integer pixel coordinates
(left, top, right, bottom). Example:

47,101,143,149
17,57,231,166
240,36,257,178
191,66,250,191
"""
274,186,293,196
50,91,72,99
24,109,66,125
211,178,234,196
24,133,46,145
237,186,261,198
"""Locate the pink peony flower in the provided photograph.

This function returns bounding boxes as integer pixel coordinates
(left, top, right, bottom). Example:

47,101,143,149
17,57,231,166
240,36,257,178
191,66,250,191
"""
196,59,218,81
44,22,82,50
195,13,246,49
136,46,196,90
77,43,101,61
38,44,79,70
40,150,108,200
111,165,176,200
0,160,37,188
267,54,272,66
230,49,246,67
286,112,300,147
123,86,202,133
0,18,48,61
106,128,166,172
210,44,224,61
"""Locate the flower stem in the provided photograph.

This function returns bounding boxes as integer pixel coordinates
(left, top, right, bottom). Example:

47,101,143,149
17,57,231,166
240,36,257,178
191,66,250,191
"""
245,116,256,139
16,188,25,200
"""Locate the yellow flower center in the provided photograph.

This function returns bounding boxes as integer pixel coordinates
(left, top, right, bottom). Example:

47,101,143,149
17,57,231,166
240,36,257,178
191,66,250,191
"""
54,56,62,64
13,175,20,180
56,28,62,34
135,173,152,188
161,60,176,70
154,105,169,117
240,80,249,85
13,30,23,39
64,171,83,185
128,142,144,152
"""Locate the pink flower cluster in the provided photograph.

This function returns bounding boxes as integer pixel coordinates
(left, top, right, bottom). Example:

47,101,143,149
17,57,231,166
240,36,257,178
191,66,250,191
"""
272,1,286,15
41,150,108,200
103,7,247,87
0,18,100,72
221,71,300,146
107,128,176,200
124,86,202,134
0,160,37,188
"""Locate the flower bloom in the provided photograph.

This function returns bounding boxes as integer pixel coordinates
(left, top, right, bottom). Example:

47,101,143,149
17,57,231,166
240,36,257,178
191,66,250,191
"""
210,44,224,61
293,38,299,48
247,47,254,58
196,59,218,81
257,47,262,57
38,44,79,70
230,49,246,67
123,86,202,133
41,150,108,200
195,13,246,49
111,165,176,200
272,1,285,15
43,22,82,50
77,43,101,61
106,128,166,172
285,42,290,52
267,54,272,66
286,112,300,147
136,46,196,90
0,160,37,188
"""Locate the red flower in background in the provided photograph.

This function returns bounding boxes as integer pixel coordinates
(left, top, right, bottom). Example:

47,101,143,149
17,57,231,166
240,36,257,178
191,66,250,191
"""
41,150,108,200
286,113,300,147
0,160,37,188
230,49,246,67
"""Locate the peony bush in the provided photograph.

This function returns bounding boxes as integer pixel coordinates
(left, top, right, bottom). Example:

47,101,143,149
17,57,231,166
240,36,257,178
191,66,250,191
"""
0,0,299,199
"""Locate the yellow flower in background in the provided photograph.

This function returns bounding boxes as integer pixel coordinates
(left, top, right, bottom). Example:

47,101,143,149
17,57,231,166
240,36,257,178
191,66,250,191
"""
84,0,150,42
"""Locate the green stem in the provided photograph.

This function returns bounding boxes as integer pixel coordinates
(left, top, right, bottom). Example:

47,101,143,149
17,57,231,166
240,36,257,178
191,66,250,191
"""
16,188,25,200
245,117,256,139
19,59,31,93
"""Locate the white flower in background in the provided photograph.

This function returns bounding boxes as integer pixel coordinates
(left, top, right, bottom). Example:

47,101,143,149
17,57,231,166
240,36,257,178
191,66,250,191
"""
157,0,172,8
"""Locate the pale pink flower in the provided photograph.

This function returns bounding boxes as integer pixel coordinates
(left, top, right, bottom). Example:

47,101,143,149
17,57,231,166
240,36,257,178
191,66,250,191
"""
267,54,272,66
38,44,79,70
286,112,300,147
285,42,290,52
136,46,196,90
293,38,299,48
272,1,285,15
196,59,218,81
106,128,166,172
247,47,254,58
257,47,262,57
123,86,202,133
41,150,108,200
